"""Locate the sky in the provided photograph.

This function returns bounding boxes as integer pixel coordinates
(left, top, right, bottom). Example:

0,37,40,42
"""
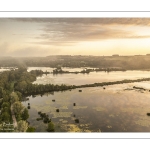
1,18,150,57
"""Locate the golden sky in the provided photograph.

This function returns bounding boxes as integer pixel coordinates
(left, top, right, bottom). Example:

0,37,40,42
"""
1,18,150,57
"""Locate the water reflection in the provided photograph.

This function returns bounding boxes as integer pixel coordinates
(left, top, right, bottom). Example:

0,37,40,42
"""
28,67,150,85
22,84,150,132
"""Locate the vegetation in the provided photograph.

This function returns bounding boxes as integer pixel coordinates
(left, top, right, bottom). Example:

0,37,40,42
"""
18,77,150,96
147,113,150,116
0,67,30,132
38,111,41,115
26,126,36,132
30,70,49,76
27,106,30,109
133,86,145,90
47,122,55,132
75,119,79,123
56,109,59,112
53,68,91,74
17,120,28,132
37,112,51,124
12,101,24,120
21,108,29,120
43,117,51,124
36,118,43,121
1,55,150,70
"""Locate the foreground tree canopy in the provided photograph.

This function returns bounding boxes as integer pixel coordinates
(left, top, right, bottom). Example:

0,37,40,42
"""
17,120,28,132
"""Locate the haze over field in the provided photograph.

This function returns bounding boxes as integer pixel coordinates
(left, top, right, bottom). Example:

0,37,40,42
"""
1,18,150,57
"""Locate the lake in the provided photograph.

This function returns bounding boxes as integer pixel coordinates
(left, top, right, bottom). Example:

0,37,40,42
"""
22,84,150,132
28,67,150,85
21,67,150,132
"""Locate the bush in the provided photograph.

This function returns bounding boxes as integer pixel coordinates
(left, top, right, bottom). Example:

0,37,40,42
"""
147,113,150,116
56,109,59,112
26,126,36,132
75,119,79,123
43,117,50,123
36,118,43,121
38,111,41,115
47,122,55,132
40,113,46,118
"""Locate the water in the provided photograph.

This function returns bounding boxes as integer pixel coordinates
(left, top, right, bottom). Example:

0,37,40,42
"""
0,68,12,72
0,67,17,72
21,67,150,132
22,83,150,132
28,67,150,85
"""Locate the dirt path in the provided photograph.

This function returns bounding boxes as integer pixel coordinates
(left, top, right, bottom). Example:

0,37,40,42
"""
10,105,17,128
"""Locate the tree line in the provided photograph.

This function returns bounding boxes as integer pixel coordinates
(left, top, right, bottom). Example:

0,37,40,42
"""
0,67,34,132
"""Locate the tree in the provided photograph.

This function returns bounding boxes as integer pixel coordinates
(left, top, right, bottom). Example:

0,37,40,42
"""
47,122,55,132
9,73,15,81
17,120,28,132
12,101,24,117
2,102,10,108
1,112,10,123
15,81,27,93
10,92,19,104
15,91,22,101
2,107,10,113
2,94,10,103
0,87,3,98
21,108,29,120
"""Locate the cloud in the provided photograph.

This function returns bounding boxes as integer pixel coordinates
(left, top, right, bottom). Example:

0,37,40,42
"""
0,42,61,57
11,47,61,57
3,18,150,47
9,18,150,26
33,23,150,45
29,41,76,46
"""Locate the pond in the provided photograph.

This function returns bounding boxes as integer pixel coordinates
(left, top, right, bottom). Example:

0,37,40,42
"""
22,83,150,132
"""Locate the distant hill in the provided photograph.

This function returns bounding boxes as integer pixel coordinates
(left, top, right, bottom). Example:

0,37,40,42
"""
0,55,150,70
